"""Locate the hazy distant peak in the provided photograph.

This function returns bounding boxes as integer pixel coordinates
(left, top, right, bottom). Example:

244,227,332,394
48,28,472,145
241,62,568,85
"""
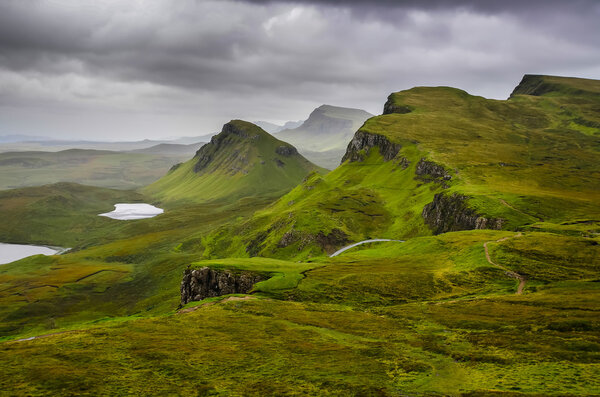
254,120,304,134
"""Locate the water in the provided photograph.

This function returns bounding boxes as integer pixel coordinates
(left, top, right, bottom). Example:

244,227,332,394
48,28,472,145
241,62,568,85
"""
0,243,63,265
99,203,164,220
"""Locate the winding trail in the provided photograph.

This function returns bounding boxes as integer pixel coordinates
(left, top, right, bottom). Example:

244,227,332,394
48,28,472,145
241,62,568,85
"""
330,239,404,257
483,233,526,294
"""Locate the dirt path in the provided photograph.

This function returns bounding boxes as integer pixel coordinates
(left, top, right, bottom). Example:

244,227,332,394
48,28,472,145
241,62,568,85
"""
484,233,526,295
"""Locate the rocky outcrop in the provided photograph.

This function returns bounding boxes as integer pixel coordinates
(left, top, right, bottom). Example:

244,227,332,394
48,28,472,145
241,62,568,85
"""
316,228,350,255
168,162,183,173
275,145,298,156
180,267,267,305
383,95,413,115
341,131,401,163
193,122,257,173
422,193,504,235
415,158,452,187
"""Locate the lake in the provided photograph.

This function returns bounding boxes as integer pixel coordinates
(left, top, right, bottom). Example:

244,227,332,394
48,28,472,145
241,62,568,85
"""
99,203,164,220
0,243,63,265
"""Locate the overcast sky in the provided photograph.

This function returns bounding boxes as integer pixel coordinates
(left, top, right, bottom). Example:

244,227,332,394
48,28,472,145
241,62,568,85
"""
0,0,599,140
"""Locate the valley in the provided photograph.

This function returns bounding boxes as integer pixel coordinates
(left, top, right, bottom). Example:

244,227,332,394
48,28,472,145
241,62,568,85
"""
0,75,599,395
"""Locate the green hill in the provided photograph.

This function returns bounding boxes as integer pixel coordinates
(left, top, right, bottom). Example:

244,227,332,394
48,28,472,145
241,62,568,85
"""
200,75,600,260
143,120,324,205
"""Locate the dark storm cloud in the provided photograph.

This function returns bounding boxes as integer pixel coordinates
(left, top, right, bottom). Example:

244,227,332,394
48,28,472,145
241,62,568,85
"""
0,0,598,139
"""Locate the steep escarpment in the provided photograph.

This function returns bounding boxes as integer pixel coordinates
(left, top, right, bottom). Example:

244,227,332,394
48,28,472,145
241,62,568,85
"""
181,267,267,305
144,120,324,204
383,94,414,114
422,193,504,234
341,131,401,163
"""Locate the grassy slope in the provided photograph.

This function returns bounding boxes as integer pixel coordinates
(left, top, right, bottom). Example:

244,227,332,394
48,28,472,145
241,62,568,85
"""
198,76,600,261
0,189,275,337
0,149,193,190
0,183,145,247
1,76,599,395
143,120,325,205
1,230,598,395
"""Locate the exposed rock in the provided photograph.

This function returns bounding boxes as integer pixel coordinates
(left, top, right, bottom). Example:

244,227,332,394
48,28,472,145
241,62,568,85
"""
246,230,269,257
316,228,350,255
422,193,504,235
168,162,182,173
193,122,257,173
341,131,401,163
275,145,298,156
395,156,410,170
383,94,413,115
278,229,299,248
274,158,285,167
180,266,267,305
415,158,452,186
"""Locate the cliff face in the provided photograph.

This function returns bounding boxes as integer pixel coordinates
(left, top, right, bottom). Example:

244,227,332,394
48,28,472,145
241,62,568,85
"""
180,267,267,305
422,193,504,235
383,94,413,115
415,158,452,187
193,122,252,173
341,131,401,163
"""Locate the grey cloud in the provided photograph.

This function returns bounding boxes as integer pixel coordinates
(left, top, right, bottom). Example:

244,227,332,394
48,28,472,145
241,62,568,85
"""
0,0,598,140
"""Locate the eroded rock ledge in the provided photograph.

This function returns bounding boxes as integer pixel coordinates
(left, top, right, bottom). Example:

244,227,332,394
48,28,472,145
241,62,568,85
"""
383,95,413,115
193,122,255,173
275,145,298,156
341,131,401,163
180,267,266,305
422,193,504,235
415,158,452,187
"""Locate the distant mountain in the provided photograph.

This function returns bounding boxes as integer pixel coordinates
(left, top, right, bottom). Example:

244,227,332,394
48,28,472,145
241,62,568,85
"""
169,134,216,145
0,135,213,153
276,105,373,168
143,120,325,204
254,120,304,134
0,134,51,143
130,142,205,156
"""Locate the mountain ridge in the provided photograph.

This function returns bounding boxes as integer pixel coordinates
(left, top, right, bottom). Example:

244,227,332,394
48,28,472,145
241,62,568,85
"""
143,120,325,205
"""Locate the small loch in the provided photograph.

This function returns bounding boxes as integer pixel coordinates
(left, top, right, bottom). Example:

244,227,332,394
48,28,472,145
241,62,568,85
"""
0,243,66,265
99,203,164,220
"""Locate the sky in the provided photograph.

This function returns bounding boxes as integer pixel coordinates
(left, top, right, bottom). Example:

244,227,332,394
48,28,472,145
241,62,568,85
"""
0,0,599,141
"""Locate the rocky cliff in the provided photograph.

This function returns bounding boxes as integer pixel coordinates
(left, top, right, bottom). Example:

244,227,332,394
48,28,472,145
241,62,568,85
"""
341,131,401,163
383,94,414,115
180,266,267,305
415,158,452,187
422,193,504,234
193,122,253,173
